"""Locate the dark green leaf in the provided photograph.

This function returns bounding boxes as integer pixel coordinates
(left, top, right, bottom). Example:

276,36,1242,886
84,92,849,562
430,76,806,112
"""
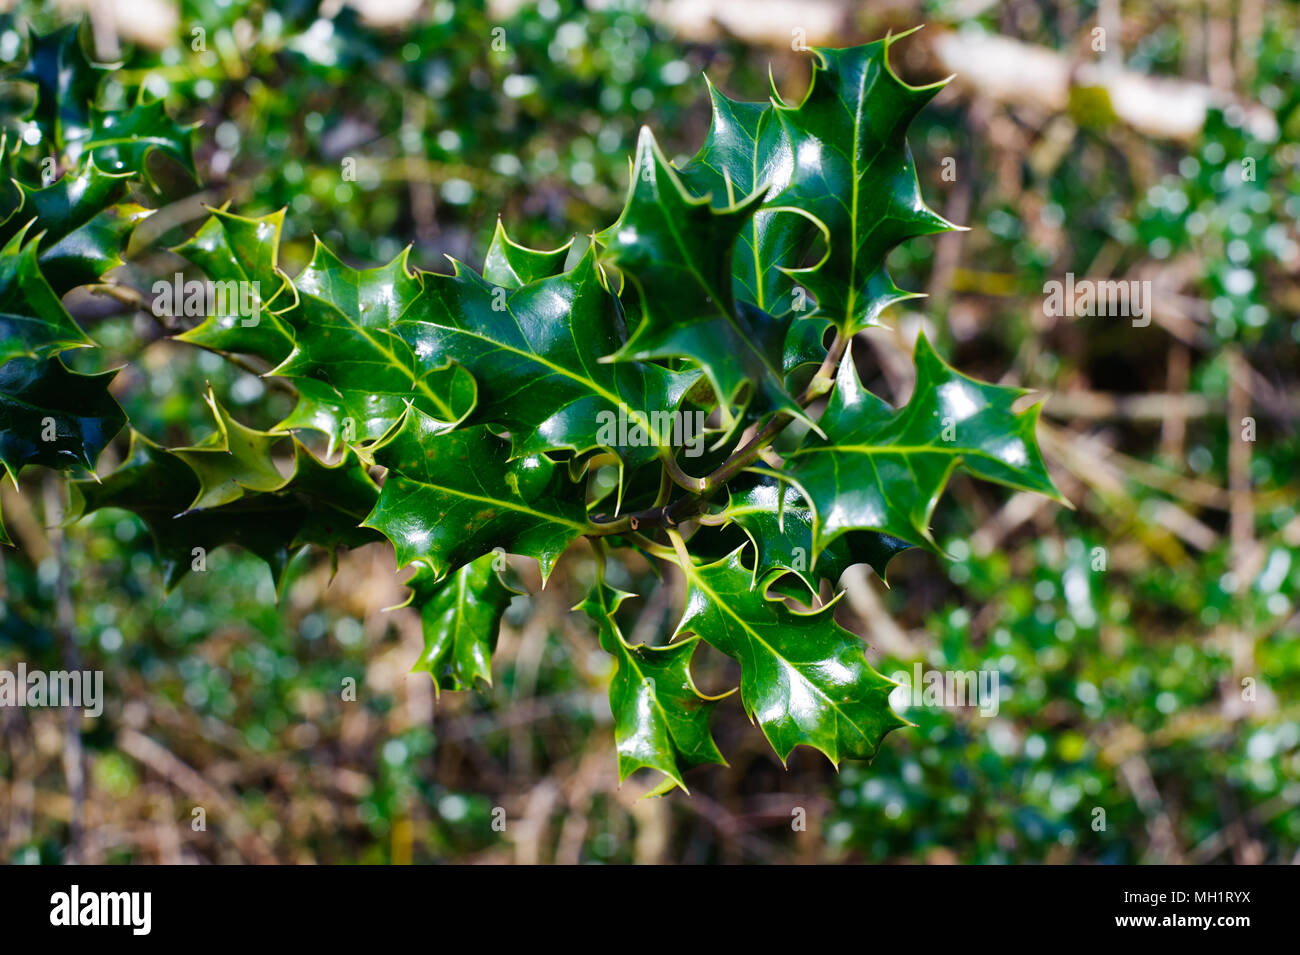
37,199,148,293
0,223,94,362
0,356,124,483
677,79,816,317
577,576,727,790
402,555,519,693
717,476,912,592
773,35,958,333
597,127,808,431
482,219,572,288
15,24,103,156
171,207,297,365
71,430,380,590
362,410,587,581
171,389,290,511
774,334,1061,555
674,547,907,765
0,157,130,250
402,246,697,466
273,240,474,450
85,92,198,190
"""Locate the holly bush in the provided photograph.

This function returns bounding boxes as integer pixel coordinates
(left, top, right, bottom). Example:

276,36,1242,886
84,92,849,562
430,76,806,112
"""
0,17,1069,793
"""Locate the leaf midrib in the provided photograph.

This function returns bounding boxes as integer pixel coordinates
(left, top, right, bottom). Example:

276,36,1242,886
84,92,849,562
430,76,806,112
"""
307,274,457,420
390,473,586,533
685,565,870,751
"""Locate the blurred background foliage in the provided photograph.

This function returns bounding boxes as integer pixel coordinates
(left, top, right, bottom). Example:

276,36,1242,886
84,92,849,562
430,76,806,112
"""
1,0,1297,863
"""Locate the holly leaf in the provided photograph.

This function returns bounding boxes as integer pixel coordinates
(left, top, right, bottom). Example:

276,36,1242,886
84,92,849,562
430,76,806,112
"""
171,207,297,365
774,335,1060,556
402,554,520,694
0,357,124,484
0,159,145,295
15,24,103,156
773,35,958,333
716,476,912,593
401,246,696,466
84,92,198,191
37,199,149,294
71,430,380,590
596,127,808,431
279,439,385,561
577,577,727,790
0,157,130,249
171,389,290,511
482,219,572,288
0,223,94,363
362,410,586,581
272,240,474,450
783,311,829,377
677,79,817,317
674,547,907,765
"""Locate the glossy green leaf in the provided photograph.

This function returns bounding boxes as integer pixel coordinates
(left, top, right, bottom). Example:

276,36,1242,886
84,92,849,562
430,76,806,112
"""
280,440,386,560
482,219,572,288
0,159,147,295
272,240,474,449
171,390,290,511
774,334,1060,555
773,35,958,333
402,554,520,694
716,476,912,592
85,93,198,190
15,24,102,155
577,577,727,790
596,127,807,430
71,430,380,590
171,207,297,365
0,224,94,362
362,409,586,580
783,311,829,377
0,356,124,483
402,246,696,465
677,79,816,317
37,199,149,293
0,158,130,250
674,547,907,765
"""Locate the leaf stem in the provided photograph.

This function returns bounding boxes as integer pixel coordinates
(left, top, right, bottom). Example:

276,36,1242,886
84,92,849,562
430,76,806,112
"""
660,448,706,493
629,531,680,562
700,330,846,492
665,528,694,571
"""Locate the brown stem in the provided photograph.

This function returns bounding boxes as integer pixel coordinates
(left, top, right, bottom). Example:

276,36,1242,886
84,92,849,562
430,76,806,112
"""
700,330,847,492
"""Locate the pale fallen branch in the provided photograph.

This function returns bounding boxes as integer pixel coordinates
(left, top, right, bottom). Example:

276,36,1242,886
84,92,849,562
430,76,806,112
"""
931,29,1278,143
1043,390,1216,421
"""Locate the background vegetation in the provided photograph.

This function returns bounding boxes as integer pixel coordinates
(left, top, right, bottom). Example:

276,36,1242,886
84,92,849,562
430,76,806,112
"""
1,0,1297,864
